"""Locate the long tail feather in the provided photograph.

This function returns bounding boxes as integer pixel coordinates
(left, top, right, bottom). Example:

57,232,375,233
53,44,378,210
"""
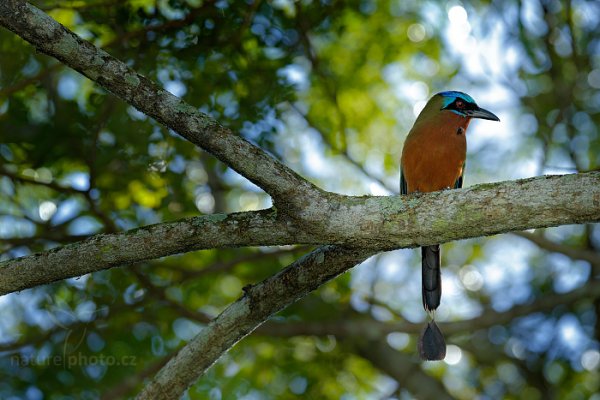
419,245,445,360
421,245,441,312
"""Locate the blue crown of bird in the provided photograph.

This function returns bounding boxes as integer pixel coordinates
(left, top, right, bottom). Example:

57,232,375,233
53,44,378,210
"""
400,91,500,361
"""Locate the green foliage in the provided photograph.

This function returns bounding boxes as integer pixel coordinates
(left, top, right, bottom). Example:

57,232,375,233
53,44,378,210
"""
1,0,599,399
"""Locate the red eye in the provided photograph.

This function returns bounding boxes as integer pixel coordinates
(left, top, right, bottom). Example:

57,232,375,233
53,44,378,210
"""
455,100,464,109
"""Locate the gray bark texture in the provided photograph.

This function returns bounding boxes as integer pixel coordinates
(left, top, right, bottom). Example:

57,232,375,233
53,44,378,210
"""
2,172,599,297
1,1,599,399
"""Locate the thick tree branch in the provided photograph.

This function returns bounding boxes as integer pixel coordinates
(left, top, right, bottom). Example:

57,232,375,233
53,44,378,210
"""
136,247,600,399
1,173,599,296
0,0,320,206
0,209,308,295
136,245,374,399
128,218,600,399
307,172,600,248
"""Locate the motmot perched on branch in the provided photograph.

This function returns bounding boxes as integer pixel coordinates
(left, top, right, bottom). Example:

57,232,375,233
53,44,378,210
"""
400,91,499,360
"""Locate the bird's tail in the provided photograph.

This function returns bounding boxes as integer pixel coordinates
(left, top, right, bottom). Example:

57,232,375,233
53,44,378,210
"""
421,245,441,312
419,245,446,360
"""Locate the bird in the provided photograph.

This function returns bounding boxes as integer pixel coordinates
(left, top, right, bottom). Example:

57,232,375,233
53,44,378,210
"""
400,91,500,360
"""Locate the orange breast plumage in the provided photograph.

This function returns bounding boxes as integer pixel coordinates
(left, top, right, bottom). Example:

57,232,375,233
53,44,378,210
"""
400,112,469,193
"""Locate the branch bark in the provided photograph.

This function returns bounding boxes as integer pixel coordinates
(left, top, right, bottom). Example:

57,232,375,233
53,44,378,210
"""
299,172,600,248
1,172,599,295
136,245,373,399
0,209,304,295
135,245,600,399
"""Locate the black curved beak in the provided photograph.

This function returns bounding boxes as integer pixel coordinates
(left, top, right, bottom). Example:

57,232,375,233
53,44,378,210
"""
466,107,500,121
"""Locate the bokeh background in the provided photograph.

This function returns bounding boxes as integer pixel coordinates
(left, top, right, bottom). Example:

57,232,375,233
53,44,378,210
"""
1,0,599,398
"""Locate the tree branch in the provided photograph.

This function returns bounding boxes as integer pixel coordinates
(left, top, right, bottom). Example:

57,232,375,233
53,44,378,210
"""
136,245,374,399
136,248,600,399
0,209,307,295
0,0,320,206
1,172,599,296
306,172,600,248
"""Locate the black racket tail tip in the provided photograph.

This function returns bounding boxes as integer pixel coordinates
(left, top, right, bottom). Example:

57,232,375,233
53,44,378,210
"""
418,320,446,361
